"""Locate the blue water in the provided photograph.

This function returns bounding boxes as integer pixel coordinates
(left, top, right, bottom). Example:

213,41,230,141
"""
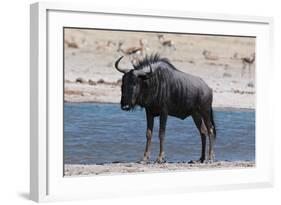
64,103,255,164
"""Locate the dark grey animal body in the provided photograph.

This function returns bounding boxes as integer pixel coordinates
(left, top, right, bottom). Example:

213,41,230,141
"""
115,54,216,163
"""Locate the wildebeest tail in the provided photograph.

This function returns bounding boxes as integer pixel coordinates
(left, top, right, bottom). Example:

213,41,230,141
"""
210,107,216,138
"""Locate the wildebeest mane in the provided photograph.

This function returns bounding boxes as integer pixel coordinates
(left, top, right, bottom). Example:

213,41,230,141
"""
133,53,177,71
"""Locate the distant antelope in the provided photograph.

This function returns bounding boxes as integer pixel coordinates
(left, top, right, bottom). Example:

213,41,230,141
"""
96,40,115,51
202,50,219,61
117,39,145,56
157,34,176,50
241,53,255,77
64,39,79,48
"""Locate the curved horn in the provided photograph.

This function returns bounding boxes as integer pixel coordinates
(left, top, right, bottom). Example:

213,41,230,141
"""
115,56,131,74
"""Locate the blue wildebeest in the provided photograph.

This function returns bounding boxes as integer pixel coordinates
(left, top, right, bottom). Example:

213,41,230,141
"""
115,54,216,163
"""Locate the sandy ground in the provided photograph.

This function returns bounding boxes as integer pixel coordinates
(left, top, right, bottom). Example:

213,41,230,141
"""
64,29,256,109
64,161,255,176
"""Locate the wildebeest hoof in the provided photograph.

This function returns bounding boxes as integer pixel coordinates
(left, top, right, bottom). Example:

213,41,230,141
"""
155,159,166,164
205,159,215,164
207,153,215,162
198,158,206,163
155,157,166,164
138,160,149,164
188,160,203,164
188,158,206,164
138,158,150,164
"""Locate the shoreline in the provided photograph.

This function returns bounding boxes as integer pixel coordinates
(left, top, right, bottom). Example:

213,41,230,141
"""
64,161,255,176
64,81,255,109
64,100,255,112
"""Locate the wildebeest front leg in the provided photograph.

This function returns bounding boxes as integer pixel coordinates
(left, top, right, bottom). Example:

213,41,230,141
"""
142,109,154,162
156,113,168,163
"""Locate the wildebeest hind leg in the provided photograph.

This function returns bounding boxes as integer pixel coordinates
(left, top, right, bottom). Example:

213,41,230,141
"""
192,113,207,163
201,110,216,162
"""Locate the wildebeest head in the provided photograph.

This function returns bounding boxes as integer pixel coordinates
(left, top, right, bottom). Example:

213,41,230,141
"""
115,56,153,111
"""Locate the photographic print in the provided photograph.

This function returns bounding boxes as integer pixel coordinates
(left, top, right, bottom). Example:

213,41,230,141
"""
63,28,255,176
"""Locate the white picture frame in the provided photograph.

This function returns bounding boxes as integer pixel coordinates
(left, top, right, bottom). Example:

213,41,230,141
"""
30,2,274,202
